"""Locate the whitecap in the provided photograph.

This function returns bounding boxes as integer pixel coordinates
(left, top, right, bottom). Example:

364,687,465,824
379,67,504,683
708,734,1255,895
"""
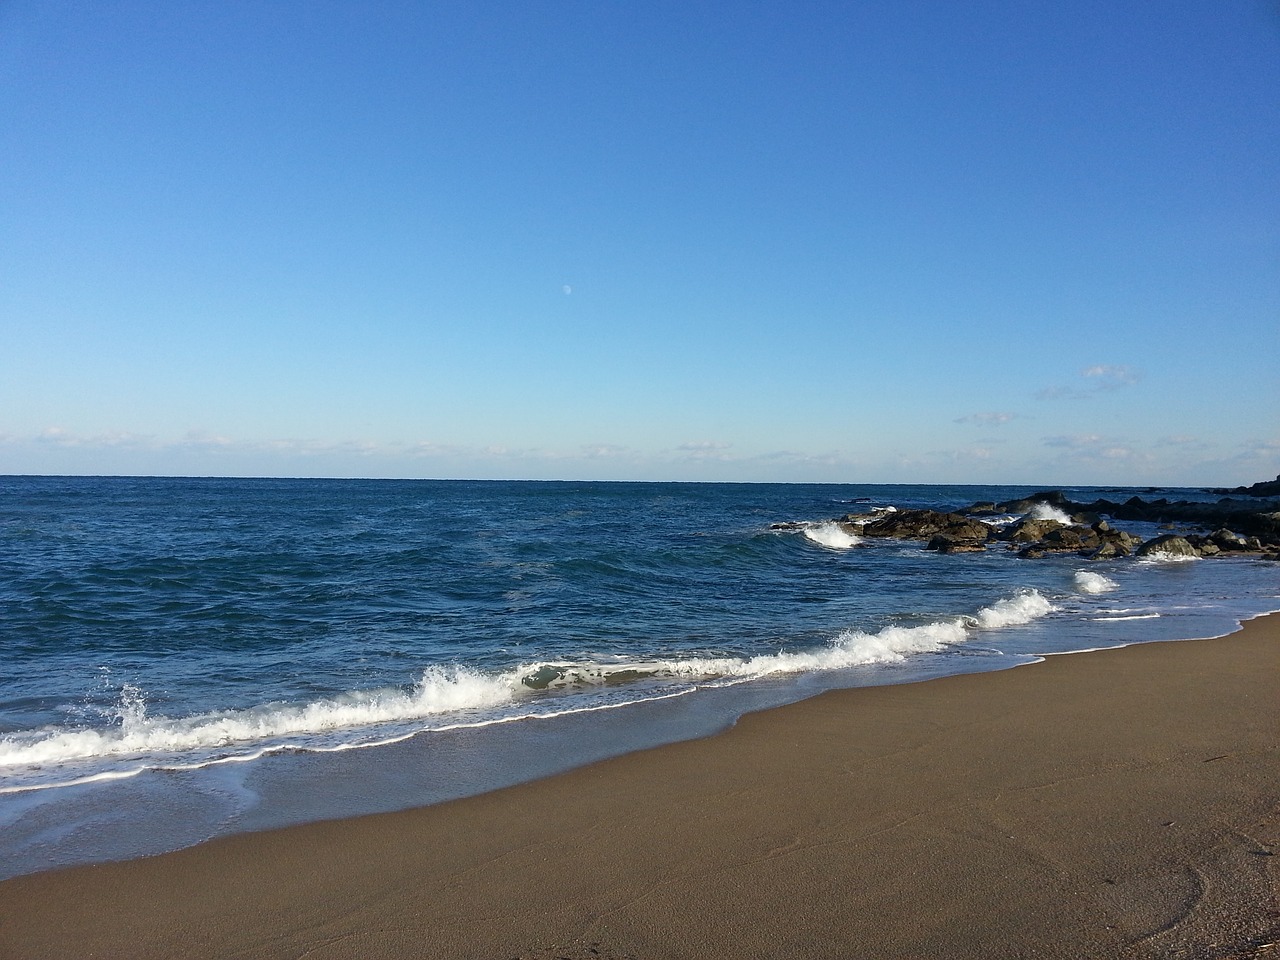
802,522,861,550
1073,571,1118,594
1028,502,1074,524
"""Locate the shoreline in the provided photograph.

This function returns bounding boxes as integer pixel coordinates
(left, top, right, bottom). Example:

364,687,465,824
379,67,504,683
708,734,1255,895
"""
2,615,1277,958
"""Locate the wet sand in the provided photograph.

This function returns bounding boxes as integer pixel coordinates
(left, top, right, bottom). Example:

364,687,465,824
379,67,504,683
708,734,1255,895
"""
1,615,1277,959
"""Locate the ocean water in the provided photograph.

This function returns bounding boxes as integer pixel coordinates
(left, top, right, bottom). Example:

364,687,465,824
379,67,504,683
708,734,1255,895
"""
2,476,1277,879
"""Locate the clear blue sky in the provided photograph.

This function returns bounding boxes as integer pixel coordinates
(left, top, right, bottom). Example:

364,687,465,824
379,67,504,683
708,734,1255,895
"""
2,1,1277,484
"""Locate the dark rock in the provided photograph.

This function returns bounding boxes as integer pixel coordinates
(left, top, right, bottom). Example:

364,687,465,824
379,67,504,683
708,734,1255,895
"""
1211,475,1280,498
862,510,993,543
927,535,987,553
963,501,1000,516
1087,541,1131,560
1208,529,1247,551
1042,527,1100,551
1136,535,1200,559
999,518,1064,543
1194,539,1221,557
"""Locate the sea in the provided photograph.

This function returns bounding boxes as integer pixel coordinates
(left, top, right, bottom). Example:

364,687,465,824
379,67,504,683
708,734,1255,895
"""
2,476,1277,880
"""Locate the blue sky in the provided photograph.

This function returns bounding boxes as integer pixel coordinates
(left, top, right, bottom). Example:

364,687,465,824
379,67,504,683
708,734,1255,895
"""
2,1,1277,484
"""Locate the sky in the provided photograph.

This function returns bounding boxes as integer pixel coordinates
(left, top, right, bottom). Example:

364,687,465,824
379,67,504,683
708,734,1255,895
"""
1,1,1277,485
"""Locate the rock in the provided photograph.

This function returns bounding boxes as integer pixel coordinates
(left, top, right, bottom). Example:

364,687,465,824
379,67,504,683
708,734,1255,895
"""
1087,541,1131,560
1211,475,1280,498
927,535,987,553
1208,529,1247,551
1042,527,1100,551
1136,535,1200,559
999,518,1064,543
861,510,992,543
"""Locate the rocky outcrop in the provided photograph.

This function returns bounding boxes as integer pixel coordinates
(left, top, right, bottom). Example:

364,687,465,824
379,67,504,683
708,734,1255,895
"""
1211,475,1280,498
860,510,992,543
787,486,1280,564
926,535,987,553
1135,535,1200,559
1085,522,1142,559
961,490,1280,552
999,518,1065,544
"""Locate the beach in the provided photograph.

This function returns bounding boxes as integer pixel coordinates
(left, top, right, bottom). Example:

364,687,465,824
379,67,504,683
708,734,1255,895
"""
1,614,1276,959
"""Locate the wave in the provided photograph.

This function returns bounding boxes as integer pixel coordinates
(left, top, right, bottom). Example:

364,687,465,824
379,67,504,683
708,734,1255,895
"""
0,666,518,770
1073,571,1118,594
0,590,1054,783
523,590,1053,687
801,521,861,550
1028,502,1074,524
1138,551,1200,564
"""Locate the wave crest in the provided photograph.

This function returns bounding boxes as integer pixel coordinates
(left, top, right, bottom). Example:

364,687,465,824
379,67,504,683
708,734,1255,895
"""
1074,571,1118,594
0,666,517,770
802,522,861,550
1,591,1054,779
1028,502,1074,524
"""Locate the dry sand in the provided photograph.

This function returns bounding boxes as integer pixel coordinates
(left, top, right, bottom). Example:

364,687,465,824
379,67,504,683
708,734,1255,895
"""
1,615,1277,959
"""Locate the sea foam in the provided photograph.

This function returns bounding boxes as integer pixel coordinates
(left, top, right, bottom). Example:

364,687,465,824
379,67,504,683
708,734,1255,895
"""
802,521,861,550
0,666,517,770
0,591,1055,778
1074,570,1118,594
522,590,1054,687
1028,502,1074,524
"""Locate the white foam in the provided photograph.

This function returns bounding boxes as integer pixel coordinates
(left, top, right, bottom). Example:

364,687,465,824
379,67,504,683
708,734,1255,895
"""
0,591,1055,779
1090,613,1160,622
0,666,517,770
971,590,1055,629
1028,502,1074,524
1137,551,1200,564
523,590,1054,686
802,522,861,550
1073,570,1118,594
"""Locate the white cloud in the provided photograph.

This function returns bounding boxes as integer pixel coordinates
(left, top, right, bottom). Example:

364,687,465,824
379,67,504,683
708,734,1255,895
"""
1036,364,1141,401
1042,433,1149,464
954,411,1017,426
1080,364,1140,389
581,443,630,459
677,440,731,452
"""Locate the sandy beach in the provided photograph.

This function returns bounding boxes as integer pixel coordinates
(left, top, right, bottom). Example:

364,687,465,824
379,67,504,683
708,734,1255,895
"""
2,615,1277,960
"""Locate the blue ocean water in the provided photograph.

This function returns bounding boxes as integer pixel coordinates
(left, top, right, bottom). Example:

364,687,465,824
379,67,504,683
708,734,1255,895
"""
2,476,1277,878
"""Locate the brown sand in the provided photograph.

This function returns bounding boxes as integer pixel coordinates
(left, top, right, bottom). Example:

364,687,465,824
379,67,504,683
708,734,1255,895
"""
1,616,1277,960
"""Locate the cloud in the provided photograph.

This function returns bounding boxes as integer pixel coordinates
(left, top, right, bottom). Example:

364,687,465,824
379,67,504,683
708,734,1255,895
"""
926,445,998,462
675,440,733,461
581,443,630,459
1036,364,1141,401
1080,364,1140,390
954,411,1017,426
37,427,153,448
1042,434,1144,462
1154,434,1213,451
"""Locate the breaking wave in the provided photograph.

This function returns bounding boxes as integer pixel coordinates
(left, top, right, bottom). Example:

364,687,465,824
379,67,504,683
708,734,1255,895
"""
0,666,517,772
802,521,861,550
0,590,1054,784
1074,571,1118,594
1028,502,1074,524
